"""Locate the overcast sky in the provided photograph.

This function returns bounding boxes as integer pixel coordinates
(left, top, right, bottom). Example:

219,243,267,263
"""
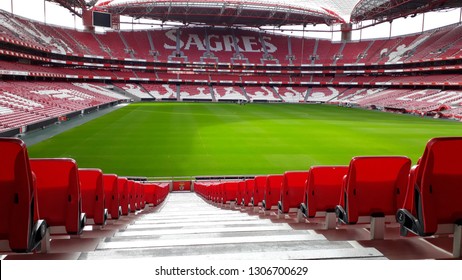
1,0,461,41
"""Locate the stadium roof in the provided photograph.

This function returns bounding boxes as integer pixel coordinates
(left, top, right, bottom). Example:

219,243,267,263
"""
351,0,462,23
93,0,347,26
47,0,462,27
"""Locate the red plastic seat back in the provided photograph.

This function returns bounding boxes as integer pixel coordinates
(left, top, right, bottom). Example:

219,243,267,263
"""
253,176,267,206
416,137,462,234
237,181,245,205
280,171,309,213
243,179,255,206
79,169,105,225
306,166,348,218
0,138,37,251
103,174,119,219
223,181,238,203
127,180,137,213
30,158,82,234
117,178,129,215
264,175,283,210
341,156,410,224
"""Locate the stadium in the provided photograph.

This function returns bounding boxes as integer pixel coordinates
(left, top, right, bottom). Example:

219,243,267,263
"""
1,0,462,266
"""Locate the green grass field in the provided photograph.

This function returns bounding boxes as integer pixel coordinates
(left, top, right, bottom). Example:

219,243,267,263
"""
27,103,462,178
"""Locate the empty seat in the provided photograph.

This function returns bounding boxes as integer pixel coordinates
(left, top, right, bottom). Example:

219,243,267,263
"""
103,174,120,219
301,166,349,215
237,181,245,206
0,138,47,252
138,183,145,210
396,137,462,257
252,175,267,207
243,179,255,207
117,177,130,216
336,156,411,239
30,158,86,235
222,181,239,205
78,169,107,226
279,171,310,214
299,166,348,228
263,175,283,211
128,180,137,213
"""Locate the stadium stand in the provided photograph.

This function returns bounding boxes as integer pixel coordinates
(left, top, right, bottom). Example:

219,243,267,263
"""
0,138,47,253
396,137,462,257
179,85,213,101
274,87,307,103
212,86,247,101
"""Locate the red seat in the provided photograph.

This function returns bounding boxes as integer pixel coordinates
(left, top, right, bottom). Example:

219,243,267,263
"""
237,181,245,206
138,183,145,210
30,158,86,235
301,166,349,218
222,181,239,204
279,171,310,214
0,138,47,252
117,178,130,215
253,176,267,207
155,183,169,205
243,179,255,207
78,169,107,225
336,156,411,225
128,180,137,213
263,175,283,210
396,137,462,257
103,174,120,219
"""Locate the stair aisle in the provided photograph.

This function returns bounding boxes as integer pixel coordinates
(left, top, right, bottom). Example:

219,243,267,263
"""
80,192,384,260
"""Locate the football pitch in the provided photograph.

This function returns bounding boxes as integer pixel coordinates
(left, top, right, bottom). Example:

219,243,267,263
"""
27,102,462,178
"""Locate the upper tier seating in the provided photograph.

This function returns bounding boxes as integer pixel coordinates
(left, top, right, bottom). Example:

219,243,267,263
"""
78,169,107,226
396,137,462,257
336,156,411,239
103,174,120,220
0,138,47,252
30,158,86,235
278,171,310,214
263,175,283,211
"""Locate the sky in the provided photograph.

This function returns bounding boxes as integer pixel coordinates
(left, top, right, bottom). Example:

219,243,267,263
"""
0,0,461,41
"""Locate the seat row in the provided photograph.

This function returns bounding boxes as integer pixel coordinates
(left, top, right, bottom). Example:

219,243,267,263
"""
0,137,169,253
195,137,462,258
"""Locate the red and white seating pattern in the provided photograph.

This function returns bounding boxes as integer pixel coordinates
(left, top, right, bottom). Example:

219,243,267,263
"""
306,87,345,102
244,86,281,102
179,85,213,100
117,83,153,99
274,87,307,103
212,86,246,101
142,84,177,100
